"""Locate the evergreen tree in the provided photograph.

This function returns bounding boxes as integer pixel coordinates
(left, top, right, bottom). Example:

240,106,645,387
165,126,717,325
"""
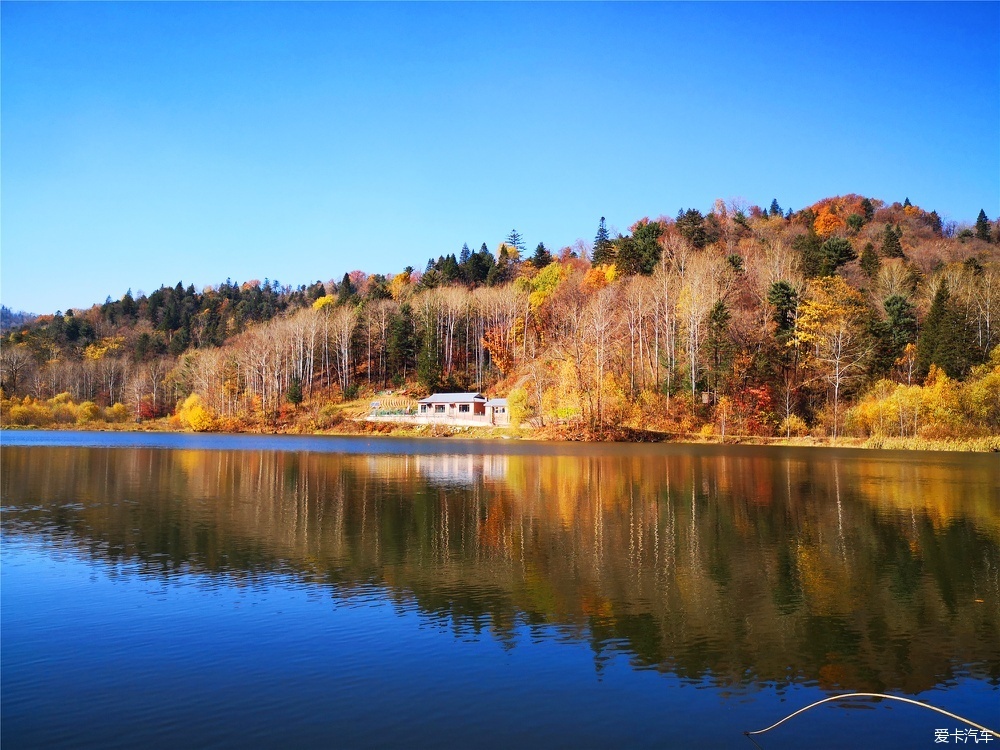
927,210,943,236
903,197,912,208
386,304,416,383
337,272,355,304
417,320,441,392
916,281,970,379
859,242,881,278
459,243,471,265
438,254,460,282
860,198,875,222
505,229,525,252
884,295,918,355
487,245,516,286
675,208,707,248
286,377,303,408
767,281,798,339
793,230,825,277
770,199,782,218
820,237,856,275
614,236,641,275
881,224,905,259
464,247,494,285
975,209,992,242
632,220,664,274
530,242,553,269
705,301,733,396
593,217,613,264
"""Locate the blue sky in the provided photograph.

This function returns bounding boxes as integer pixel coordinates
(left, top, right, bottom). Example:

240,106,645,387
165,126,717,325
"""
2,2,998,314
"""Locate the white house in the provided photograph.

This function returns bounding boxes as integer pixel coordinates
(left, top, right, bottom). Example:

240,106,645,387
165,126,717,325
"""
417,392,487,419
485,398,509,426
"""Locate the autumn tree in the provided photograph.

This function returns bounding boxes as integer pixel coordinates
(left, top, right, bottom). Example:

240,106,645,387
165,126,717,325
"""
795,276,872,438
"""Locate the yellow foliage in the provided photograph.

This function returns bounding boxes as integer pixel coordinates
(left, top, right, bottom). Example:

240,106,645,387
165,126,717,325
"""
83,336,125,361
795,276,866,347
76,401,101,424
962,353,1000,426
779,414,809,437
541,359,583,423
177,394,215,432
507,387,530,427
527,263,565,310
105,403,129,423
312,295,336,311
600,371,634,426
388,271,412,300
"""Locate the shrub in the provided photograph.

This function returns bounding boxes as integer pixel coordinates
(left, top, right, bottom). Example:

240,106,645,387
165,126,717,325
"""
779,414,810,437
177,394,215,432
105,403,129,423
51,403,78,424
8,405,32,426
76,401,101,424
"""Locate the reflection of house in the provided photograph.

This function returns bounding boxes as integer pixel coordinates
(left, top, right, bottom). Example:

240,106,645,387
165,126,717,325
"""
413,454,510,485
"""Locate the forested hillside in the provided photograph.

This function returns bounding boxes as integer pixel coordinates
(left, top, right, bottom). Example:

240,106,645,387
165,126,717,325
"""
3,195,999,443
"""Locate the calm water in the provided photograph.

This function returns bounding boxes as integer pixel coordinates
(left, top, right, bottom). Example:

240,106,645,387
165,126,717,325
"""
2,432,998,749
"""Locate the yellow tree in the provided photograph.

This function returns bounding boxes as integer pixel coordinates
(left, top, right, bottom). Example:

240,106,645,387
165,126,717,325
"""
795,276,872,438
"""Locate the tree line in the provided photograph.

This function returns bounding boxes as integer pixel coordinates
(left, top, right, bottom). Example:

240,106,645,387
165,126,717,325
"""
3,195,999,439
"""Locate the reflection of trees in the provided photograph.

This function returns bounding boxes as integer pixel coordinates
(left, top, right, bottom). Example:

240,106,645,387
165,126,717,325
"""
3,446,998,694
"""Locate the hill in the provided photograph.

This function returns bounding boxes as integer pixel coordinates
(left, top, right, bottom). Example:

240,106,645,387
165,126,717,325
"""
3,195,999,444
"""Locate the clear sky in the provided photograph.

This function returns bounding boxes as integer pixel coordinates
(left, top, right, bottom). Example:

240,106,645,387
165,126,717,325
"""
2,1,998,315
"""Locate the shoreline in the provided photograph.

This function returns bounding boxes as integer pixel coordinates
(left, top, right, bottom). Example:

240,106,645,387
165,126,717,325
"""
3,421,997,453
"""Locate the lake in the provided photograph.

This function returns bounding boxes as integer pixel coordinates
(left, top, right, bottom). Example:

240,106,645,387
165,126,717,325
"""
2,431,998,748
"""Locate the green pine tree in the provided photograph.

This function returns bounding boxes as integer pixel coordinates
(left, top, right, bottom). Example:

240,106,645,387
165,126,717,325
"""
530,242,553,269
975,209,992,242
286,377,303,408
505,229,525,252
916,281,970,379
820,237,856,275
859,242,880,278
881,224,905,259
593,217,613,265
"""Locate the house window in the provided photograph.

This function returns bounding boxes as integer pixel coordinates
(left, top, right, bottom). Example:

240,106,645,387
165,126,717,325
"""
434,405,445,413
420,405,427,413
459,404,470,413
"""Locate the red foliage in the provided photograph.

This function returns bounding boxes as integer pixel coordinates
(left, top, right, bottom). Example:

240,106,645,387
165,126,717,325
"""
732,385,774,436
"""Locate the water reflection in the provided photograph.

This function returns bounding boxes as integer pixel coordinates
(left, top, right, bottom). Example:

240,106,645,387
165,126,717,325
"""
3,444,999,695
